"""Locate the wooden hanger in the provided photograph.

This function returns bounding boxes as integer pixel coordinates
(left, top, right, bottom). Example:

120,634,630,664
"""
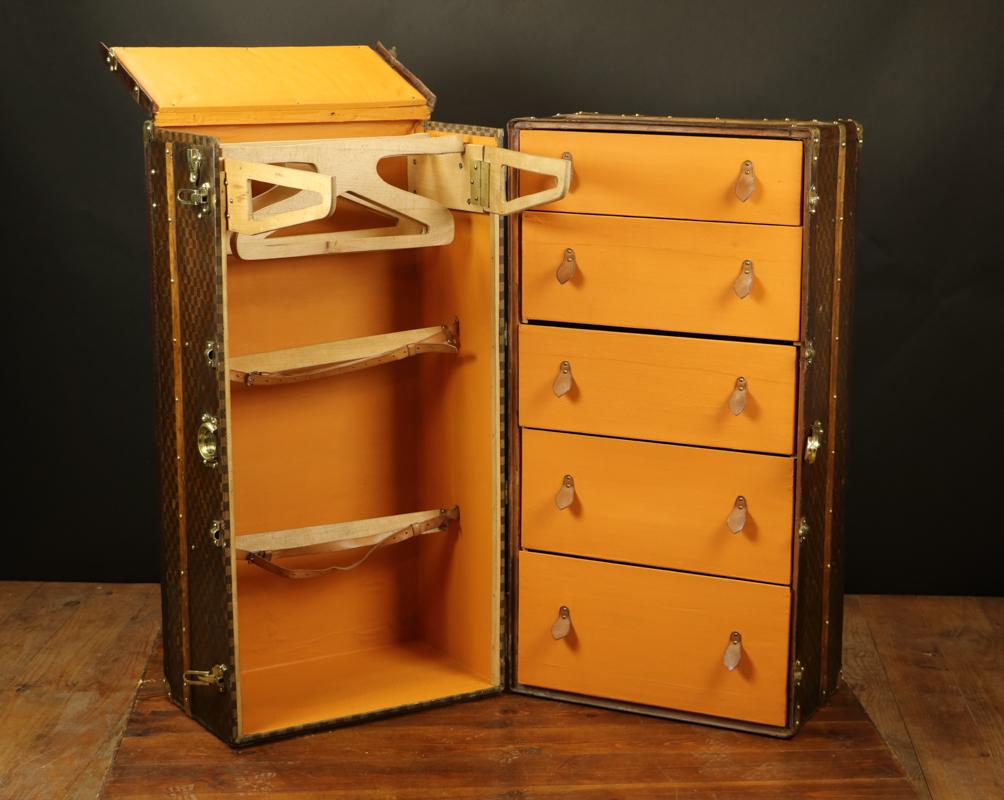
223,134,467,259
222,133,572,260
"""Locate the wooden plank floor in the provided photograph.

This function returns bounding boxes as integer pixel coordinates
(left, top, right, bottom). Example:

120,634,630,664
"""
0,585,1000,799
0,582,160,800
103,636,913,799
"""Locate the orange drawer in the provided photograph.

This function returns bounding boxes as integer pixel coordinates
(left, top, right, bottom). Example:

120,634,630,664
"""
518,324,797,455
521,212,803,341
518,130,804,225
521,429,794,584
517,551,790,726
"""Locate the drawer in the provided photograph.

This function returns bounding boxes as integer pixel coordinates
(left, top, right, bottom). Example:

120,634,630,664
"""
521,212,803,341
521,429,794,584
517,551,790,726
518,325,797,455
518,130,804,225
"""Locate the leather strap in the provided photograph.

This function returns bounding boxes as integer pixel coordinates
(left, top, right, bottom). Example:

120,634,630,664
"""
242,322,458,386
245,506,459,579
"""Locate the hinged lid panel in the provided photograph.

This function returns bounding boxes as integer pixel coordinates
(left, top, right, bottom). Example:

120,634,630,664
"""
104,44,433,127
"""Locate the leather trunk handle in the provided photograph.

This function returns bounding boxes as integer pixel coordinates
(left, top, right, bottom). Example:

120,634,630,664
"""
245,506,459,579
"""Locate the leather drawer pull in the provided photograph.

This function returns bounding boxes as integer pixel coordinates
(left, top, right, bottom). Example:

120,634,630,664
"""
726,495,747,534
554,474,576,510
551,605,572,640
735,160,756,202
237,322,458,387
244,506,459,579
553,360,574,397
728,376,748,416
733,259,754,299
723,631,743,671
556,247,578,284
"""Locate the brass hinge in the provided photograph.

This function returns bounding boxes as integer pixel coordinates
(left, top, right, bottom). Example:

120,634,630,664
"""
411,143,571,217
469,158,492,211
798,518,809,544
793,659,804,686
804,339,815,366
105,48,118,72
183,664,228,692
808,184,819,214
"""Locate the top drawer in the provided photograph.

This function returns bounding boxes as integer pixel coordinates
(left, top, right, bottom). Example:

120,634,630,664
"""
518,130,804,225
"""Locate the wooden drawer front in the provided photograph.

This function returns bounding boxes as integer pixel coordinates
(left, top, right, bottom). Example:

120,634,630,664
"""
517,551,790,726
521,429,794,584
518,325,797,455
518,130,803,225
522,212,803,341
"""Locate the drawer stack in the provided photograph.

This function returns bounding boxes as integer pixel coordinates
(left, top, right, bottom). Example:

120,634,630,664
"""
508,116,860,734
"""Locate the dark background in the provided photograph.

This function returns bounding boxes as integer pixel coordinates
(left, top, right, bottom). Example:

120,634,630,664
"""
3,1,1002,594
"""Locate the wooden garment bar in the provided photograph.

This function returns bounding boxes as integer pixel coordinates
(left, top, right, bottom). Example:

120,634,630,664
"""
229,322,459,386
235,506,459,579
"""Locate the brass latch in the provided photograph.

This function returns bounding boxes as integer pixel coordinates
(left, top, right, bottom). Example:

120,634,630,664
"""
183,663,228,692
209,519,226,549
805,420,824,464
204,340,219,369
177,148,212,214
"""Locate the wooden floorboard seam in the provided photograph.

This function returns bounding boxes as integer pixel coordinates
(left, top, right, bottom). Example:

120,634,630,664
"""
857,598,935,800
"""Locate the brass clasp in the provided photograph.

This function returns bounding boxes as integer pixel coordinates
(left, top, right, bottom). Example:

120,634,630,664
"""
805,420,824,463
183,664,228,692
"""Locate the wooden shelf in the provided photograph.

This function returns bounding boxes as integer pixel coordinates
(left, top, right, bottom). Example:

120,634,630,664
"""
235,507,459,579
229,322,458,386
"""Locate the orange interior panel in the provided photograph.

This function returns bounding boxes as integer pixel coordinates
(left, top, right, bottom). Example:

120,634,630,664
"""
521,211,803,340
517,551,791,727
521,429,795,584
218,124,501,736
517,129,803,225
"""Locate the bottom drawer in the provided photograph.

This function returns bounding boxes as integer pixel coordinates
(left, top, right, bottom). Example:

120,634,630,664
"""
516,551,791,726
